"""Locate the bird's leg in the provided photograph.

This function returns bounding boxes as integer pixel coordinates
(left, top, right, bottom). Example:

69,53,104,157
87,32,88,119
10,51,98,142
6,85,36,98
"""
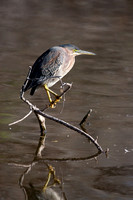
44,84,53,103
43,84,62,108
42,165,60,192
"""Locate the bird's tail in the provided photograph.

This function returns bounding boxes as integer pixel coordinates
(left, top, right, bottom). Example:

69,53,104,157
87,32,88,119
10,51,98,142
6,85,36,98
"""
30,87,36,95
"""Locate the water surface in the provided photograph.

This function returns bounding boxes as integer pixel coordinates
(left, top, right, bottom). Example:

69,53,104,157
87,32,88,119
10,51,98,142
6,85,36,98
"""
0,0,133,199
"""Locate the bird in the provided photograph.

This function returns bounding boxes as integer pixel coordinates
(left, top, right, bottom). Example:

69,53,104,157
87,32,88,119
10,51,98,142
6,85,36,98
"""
22,44,95,108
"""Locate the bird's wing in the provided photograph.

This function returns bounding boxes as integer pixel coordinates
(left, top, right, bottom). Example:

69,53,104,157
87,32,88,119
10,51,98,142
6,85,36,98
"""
23,48,63,92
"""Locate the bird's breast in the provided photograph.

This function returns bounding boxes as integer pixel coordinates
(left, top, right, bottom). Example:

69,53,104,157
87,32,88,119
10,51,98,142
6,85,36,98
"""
61,54,75,77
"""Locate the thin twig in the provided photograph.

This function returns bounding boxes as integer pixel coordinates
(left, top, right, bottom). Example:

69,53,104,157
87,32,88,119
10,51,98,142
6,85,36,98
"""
20,66,36,110
8,110,32,126
79,109,92,126
21,66,32,94
8,67,35,126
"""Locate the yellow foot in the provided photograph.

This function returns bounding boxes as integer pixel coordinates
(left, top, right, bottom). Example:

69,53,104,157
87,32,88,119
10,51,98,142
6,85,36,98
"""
48,165,61,185
50,102,56,108
54,177,61,185
49,96,62,108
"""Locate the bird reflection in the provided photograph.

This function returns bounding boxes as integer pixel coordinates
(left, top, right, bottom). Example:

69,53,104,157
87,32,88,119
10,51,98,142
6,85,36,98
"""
19,161,66,200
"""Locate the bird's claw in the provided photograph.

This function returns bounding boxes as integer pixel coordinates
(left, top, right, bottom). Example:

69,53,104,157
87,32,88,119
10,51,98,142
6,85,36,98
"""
49,96,62,108
50,102,56,108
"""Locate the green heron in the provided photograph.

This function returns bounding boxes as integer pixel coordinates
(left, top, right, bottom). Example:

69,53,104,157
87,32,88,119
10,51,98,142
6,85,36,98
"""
22,44,95,107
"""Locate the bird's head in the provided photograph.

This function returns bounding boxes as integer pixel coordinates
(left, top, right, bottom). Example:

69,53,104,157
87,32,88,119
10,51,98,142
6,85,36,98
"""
59,44,96,56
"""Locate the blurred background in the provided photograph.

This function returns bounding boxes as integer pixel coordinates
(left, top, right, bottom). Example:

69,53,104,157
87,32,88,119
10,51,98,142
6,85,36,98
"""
0,0,133,199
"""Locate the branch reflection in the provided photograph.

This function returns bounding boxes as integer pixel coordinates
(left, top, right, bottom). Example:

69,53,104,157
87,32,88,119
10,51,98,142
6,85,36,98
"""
19,131,102,200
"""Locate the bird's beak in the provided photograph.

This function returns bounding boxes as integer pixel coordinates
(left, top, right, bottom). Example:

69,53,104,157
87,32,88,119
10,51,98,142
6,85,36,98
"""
74,49,96,56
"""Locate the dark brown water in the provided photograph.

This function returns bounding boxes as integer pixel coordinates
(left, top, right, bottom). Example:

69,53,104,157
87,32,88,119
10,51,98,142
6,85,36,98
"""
1,0,133,199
